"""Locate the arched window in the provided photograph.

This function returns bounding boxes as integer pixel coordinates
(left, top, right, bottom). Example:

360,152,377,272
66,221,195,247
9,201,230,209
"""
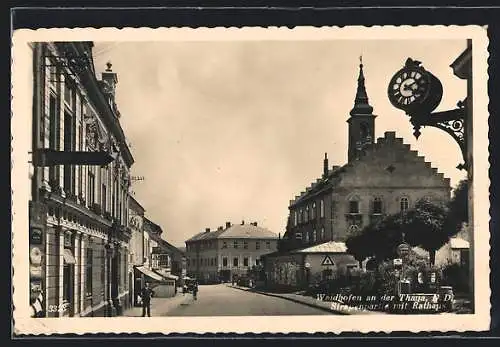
312,229,317,242
400,197,409,212
294,211,298,226
320,227,325,240
298,209,302,224
311,202,316,219
372,197,383,214
320,199,325,218
305,206,309,223
305,232,310,243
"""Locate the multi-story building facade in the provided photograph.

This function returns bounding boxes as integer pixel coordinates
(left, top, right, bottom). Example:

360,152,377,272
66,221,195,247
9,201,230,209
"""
128,195,145,307
279,60,451,252
185,221,278,283
29,42,133,317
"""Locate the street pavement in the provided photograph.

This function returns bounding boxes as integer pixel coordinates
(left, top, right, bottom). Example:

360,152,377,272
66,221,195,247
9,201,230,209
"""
156,283,333,316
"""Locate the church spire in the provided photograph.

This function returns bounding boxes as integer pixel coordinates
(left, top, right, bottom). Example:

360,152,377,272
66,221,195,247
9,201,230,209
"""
350,55,374,116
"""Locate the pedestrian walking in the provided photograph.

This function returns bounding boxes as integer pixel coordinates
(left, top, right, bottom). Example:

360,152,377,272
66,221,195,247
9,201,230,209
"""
140,282,155,317
192,281,198,300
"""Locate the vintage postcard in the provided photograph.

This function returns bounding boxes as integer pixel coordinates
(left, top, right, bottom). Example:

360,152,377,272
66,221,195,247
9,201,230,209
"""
11,26,490,335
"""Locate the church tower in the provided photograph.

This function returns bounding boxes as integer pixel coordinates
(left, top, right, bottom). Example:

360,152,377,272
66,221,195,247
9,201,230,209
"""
347,57,376,162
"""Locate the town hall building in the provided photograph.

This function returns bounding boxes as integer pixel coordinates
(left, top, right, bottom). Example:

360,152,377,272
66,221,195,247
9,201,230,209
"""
264,59,451,290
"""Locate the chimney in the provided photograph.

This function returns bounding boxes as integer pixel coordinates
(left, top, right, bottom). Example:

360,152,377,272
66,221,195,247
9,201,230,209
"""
218,226,223,231
279,233,281,240
205,228,210,233
241,220,245,225
225,222,231,228
323,153,329,177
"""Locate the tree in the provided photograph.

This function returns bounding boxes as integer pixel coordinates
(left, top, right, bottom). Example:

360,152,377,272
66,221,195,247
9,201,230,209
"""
346,200,450,266
444,179,469,236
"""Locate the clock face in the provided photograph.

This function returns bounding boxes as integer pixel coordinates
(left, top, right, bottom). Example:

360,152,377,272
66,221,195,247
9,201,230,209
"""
388,68,430,109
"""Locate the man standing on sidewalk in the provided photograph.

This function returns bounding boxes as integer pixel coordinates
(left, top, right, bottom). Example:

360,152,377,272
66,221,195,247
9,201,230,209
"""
140,282,155,317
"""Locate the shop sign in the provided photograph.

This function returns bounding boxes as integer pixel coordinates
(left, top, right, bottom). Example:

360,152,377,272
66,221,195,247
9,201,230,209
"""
30,228,43,245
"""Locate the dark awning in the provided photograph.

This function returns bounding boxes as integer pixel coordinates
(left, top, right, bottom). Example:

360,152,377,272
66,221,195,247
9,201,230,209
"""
136,266,163,282
63,249,76,264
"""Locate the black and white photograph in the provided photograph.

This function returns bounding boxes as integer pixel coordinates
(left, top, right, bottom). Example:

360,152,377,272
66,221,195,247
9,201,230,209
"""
11,26,490,334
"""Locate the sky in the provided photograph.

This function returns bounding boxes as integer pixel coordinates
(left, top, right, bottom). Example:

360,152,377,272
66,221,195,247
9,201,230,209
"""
92,39,468,247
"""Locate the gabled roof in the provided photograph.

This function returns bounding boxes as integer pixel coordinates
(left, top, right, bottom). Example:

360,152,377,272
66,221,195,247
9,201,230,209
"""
289,131,450,209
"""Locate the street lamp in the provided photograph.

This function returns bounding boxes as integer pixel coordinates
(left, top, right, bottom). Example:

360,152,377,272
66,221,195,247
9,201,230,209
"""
387,58,468,171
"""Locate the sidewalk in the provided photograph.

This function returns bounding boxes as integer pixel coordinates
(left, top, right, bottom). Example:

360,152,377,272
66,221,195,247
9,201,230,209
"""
123,292,190,317
228,284,378,315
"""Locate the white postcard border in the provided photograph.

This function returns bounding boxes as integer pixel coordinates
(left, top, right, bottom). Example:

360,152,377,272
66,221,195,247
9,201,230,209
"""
11,25,490,334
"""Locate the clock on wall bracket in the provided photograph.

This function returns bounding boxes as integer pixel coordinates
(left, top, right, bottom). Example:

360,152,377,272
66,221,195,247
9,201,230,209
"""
387,58,467,171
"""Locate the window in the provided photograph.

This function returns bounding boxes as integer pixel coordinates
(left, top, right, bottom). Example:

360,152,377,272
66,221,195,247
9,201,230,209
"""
243,241,248,249
222,241,227,249
85,248,93,297
311,202,316,219
400,197,409,212
234,241,239,249
187,258,190,266
305,232,310,243
63,111,76,194
312,230,317,242
305,206,309,222
87,171,95,206
48,94,59,186
320,199,325,218
294,211,298,226
320,228,325,240
298,209,302,224
373,197,383,214
243,257,249,267
295,232,302,240
101,184,107,212
223,257,228,267
233,257,239,267
64,81,74,108
266,241,271,249
256,241,260,250
349,200,359,214
331,200,336,222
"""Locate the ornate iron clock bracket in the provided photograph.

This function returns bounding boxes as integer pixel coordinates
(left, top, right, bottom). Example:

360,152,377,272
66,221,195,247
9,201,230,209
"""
408,100,467,171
